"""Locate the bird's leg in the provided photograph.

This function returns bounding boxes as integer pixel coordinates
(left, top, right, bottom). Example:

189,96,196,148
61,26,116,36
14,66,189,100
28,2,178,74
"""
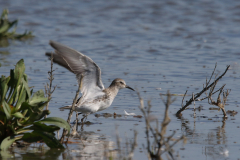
83,113,91,123
80,113,90,130
76,111,79,131
73,112,81,124
80,112,91,130
81,115,86,124
84,115,88,123
80,115,86,130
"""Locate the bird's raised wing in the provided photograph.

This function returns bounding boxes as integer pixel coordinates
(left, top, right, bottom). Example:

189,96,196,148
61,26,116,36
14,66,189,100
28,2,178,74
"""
46,40,105,98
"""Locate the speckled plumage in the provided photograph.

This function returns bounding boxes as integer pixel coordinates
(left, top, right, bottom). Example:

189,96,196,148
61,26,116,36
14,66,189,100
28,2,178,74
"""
46,41,134,117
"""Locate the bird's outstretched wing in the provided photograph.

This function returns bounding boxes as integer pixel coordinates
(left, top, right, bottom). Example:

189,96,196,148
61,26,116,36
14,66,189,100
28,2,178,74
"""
46,40,105,98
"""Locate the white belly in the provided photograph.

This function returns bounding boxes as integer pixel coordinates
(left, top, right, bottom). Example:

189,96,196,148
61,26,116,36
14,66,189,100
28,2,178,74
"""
75,95,114,114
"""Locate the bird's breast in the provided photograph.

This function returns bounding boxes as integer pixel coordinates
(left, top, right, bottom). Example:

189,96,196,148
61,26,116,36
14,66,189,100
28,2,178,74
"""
79,91,115,113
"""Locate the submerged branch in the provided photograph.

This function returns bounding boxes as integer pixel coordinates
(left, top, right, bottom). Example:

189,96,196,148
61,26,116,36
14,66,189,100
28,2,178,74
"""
176,64,230,116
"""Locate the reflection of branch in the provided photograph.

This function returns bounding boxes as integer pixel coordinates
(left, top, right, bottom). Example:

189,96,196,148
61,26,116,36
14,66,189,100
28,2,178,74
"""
115,126,137,160
138,91,185,160
176,64,230,116
126,130,137,159
45,52,57,118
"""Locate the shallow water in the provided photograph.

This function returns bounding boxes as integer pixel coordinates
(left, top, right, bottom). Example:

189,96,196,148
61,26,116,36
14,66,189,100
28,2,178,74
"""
0,0,240,159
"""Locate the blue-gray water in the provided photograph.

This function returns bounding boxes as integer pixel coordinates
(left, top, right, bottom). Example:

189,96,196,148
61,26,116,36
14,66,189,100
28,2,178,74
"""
0,0,240,159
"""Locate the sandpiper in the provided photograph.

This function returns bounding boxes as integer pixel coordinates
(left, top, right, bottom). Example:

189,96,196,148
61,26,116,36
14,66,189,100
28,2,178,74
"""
46,41,134,121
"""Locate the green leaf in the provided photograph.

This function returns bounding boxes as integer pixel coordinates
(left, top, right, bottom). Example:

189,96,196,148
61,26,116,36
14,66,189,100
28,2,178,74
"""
39,117,70,134
30,122,60,133
7,20,18,33
6,69,15,102
21,132,42,143
0,135,22,150
34,131,64,149
0,9,33,39
0,20,10,34
15,85,26,110
29,90,48,106
12,112,24,118
32,89,45,98
18,102,50,123
8,59,25,104
28,110,50,123
11,84,22,106
16,119,23,126
2,100,11,119
22,109,28,117
14,59,25,83
22,75,31,98
19,102,33,115
22,131,64,149
0,136,15,150
34,101,49,111
0,75,10,103
0,9,8,19
0,150,14,159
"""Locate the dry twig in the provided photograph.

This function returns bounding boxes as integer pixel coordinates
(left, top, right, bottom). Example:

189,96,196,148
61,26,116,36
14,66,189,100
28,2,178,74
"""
138,91,185,160
60,75,83,143
176,64,230,116
208,88,231,118
45,52,57,118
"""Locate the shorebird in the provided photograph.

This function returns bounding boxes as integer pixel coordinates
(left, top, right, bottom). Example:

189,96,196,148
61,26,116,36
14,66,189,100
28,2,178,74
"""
46,40,134,122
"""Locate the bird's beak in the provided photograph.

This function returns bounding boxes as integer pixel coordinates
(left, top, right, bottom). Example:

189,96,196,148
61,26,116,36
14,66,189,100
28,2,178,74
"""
126,85,135,91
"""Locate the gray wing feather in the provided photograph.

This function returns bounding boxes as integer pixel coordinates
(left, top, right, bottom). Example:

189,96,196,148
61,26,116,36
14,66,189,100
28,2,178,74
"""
46,40,105,97
46,52,72,72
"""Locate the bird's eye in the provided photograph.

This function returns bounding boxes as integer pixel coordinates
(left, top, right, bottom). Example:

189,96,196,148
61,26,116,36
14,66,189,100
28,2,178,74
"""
120,81,124,84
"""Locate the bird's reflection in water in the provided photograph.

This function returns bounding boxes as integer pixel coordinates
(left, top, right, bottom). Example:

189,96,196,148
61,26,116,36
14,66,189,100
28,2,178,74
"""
62,122,116,160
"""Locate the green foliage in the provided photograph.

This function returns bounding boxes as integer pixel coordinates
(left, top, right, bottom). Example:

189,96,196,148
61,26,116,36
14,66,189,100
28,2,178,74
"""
0,59,70,150
0,9,33,40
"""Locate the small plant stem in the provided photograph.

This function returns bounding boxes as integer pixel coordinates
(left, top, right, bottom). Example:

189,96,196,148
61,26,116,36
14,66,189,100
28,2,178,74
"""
60,75,83,143
45,52,56,118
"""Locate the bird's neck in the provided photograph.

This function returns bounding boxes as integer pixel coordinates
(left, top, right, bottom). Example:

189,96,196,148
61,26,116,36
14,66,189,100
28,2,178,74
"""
106,85,119,98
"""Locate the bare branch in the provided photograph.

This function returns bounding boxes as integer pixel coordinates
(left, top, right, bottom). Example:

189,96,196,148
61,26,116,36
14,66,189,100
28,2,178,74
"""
176,64,230,116
60,74,83,143
206,63,217,86
181,90,188,108
207,86,230,118
138,91,185,159
45,52,57,118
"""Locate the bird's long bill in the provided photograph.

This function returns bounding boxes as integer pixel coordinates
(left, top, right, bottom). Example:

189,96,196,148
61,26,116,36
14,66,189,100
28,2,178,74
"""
126,85,135,91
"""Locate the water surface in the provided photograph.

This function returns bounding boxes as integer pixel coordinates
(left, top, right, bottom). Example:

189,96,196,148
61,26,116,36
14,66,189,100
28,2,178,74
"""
0,0,240,159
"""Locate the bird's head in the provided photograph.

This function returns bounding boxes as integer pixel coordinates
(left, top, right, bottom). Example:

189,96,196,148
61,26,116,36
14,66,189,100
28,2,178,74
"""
111,78,135,91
